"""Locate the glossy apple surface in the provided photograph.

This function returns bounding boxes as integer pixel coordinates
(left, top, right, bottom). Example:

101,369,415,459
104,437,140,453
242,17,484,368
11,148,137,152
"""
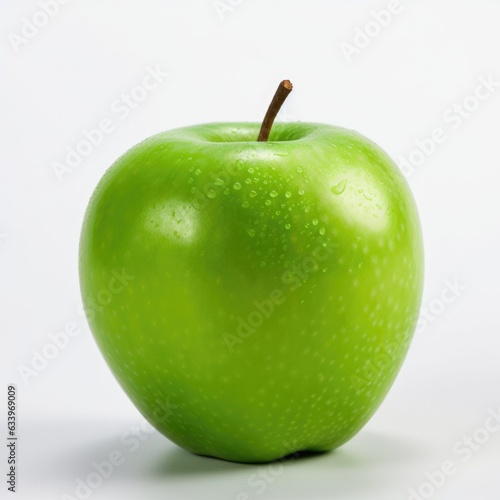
79,122,424,463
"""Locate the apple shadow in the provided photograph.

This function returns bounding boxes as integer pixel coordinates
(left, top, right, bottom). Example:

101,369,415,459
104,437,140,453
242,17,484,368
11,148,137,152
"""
148,444,330,479
138,429,429,499
148,428,426,479
27,418,428,499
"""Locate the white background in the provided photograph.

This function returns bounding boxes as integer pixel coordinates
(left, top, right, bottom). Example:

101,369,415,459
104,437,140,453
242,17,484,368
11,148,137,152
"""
1,1,500,499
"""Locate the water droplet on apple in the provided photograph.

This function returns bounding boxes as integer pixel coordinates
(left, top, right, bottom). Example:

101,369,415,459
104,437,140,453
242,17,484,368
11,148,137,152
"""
298,189,305,196
242,201,249,208
331,179,347,195
249,190,257,198
233,182,242,190
319,228,325,235
296,167,303,173
246,228,256,237
207,189,216,199
265,200,272,206
270,190,278,198
248,167,255,174
245,178,252,184
285,191,292,198
214,177,225,186
285,223,291,229
312,218,318,226
194,169,201,176
223,188,230,195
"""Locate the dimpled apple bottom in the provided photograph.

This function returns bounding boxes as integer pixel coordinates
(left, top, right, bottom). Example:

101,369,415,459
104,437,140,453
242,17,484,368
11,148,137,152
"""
79,80,424,463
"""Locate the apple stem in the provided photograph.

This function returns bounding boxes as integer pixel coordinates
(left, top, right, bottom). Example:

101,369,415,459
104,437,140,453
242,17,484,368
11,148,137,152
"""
257,80,293,142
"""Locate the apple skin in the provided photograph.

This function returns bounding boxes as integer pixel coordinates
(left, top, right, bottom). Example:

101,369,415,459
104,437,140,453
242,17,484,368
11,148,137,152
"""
79,122,423,463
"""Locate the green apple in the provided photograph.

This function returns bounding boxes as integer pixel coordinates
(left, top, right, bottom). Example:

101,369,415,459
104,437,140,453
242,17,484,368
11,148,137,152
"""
79,85,423,463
